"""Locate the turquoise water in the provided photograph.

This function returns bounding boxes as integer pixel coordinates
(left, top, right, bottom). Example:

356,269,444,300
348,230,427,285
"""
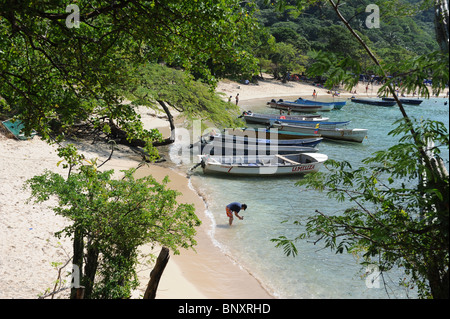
170,97,449,299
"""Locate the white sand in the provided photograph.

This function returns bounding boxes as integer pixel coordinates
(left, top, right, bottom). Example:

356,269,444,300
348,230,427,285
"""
0,102,271,299
0,136,70,298
0,109,187,299
216,76,446,103
217,77,332,102
0,133,147,298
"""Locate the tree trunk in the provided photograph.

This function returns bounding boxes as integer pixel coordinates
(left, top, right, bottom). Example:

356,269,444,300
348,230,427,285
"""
427,257,449,299
74,287,85,299
70,227,84,299
156,100,176,144
143,247,170,299
83,245,99,299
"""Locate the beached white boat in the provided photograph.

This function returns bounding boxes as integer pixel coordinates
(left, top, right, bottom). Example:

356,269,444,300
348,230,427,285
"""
198,153,328,176
272,122,368,143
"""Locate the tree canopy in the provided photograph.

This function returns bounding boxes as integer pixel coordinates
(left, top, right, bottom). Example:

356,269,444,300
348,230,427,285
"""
251,0,442,78
0,0,258,144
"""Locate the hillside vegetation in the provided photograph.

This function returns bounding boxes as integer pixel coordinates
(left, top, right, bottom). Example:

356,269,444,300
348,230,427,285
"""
250,0,439,79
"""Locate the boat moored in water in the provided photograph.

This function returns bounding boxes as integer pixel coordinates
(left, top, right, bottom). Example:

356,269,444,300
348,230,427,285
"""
294,97,346,110
241,111,328,125
381,97,423,105
192,131,323,148
223,128,322,140
272,122,368,143
350,97,396,106
267,98,333,112
196,140,318,156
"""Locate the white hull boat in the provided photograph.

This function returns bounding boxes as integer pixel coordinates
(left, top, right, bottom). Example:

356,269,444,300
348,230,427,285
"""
198,153,328,176
272,122,368,143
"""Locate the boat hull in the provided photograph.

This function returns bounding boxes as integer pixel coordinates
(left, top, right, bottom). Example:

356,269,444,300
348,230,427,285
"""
198,142,318,155
242,112,350,127
273,123,368,143
269,119,350,128
295,98,346,110
381,97,423,105
201,133,323,147
242,112,329,125
350,98,396,106
267,99,333,112
199,153,328,176
223,128,322,140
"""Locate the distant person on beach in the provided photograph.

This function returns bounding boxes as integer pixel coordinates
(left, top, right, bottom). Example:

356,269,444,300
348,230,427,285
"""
226,202,247,226
313,89,317,99
228,95,232,103
235,93,239,105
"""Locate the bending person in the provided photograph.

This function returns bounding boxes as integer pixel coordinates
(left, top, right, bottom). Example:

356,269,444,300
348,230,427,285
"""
225,202,247,226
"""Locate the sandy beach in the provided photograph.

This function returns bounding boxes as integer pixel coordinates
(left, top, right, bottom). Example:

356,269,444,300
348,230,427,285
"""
1,77,446,299
216,76,447,102
0,99,273,299
216,77,376,102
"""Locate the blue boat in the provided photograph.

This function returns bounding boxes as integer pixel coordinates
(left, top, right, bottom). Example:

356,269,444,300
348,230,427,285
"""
381,97,423,105
224,128,322,140
274,119,351,128
241,111,329,125
267,99,333,112
190,130,324,156
242,111,350,128
192,131,323,148
295,97,347,110
1,119,37,140
351,97,396,106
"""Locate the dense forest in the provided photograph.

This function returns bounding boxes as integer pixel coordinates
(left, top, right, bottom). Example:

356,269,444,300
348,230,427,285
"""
250,0,439,80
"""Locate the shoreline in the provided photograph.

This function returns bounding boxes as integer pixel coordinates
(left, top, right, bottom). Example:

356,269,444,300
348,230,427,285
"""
1,77,447,299
216,77,448,102
132,163,273,299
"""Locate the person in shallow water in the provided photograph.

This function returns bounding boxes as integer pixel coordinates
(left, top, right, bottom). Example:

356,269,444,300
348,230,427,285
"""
225,202,247,226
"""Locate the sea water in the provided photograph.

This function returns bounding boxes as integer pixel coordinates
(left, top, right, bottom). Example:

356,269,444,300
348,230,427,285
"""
170,97,449,299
